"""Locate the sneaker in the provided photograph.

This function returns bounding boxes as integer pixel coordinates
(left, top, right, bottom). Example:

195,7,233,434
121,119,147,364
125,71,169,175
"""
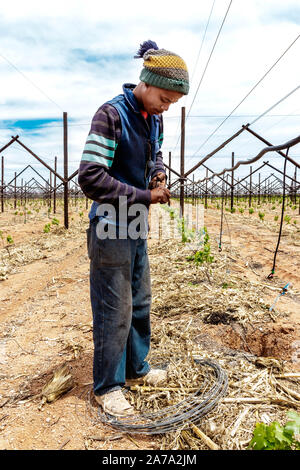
126,369,168,387
94,390,135,417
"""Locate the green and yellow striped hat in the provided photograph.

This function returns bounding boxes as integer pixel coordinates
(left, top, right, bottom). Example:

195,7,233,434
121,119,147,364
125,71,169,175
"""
134,40,189,95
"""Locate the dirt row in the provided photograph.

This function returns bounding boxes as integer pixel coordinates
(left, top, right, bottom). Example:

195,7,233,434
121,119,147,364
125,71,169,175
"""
0,202,299,449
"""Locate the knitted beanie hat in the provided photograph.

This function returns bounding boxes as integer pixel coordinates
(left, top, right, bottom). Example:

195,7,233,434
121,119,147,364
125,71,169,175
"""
134,40,189,95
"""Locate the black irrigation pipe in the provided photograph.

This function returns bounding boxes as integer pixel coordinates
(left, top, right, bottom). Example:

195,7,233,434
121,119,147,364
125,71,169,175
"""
96,358,228,435
267,152,289,279
197,134,300,183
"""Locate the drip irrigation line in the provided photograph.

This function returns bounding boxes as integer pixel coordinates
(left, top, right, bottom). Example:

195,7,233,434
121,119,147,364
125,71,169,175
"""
267,151,289,279
269,283,290,312
197,133,300,183
189,34,300,161
96,358,228,435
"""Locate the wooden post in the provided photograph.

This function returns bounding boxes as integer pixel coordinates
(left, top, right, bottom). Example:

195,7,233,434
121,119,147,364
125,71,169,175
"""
47,179,50,213
168,151,171,206
258,173,261,205
294,166,297,204
192,174,195,205
1,156,3,212
180,107,185,218
225,175,228,205
264,179,267,204
249,166,252,207
21,178,23,206
54,156,57,214
231,152,234,211
14,172,17,209
49,170,52,209
205,168,208,209
44,181,46,205
24,182,27,223
63,112,69,229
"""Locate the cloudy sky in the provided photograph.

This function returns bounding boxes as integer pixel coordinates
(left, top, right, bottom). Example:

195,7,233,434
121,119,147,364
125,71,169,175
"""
0,0,299,191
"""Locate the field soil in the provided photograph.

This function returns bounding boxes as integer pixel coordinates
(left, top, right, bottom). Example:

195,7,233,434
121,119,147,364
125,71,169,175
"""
0,200,299,450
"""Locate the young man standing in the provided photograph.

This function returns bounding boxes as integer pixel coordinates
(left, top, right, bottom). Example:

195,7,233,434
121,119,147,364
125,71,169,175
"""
78,40,189,417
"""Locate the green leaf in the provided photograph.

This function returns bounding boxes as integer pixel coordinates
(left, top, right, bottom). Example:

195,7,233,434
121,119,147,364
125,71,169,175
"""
249,420,294,450
284,411,300,437
269,422,291,448
248,423,269,450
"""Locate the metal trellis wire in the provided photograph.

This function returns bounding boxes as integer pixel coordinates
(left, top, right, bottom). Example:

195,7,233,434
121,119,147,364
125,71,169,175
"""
95,358,228,435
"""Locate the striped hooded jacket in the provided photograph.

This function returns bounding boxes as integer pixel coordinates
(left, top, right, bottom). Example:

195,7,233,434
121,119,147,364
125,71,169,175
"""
78,83,165,222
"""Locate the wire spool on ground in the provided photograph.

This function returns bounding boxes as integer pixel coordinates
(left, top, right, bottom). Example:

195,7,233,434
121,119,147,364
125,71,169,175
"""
97,358,228,435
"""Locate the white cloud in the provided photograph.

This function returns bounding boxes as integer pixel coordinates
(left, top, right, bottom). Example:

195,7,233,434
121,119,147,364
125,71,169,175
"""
0,0,299,185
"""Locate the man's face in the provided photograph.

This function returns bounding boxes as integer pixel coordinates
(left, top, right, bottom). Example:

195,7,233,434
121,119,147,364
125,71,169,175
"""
141,84,184,115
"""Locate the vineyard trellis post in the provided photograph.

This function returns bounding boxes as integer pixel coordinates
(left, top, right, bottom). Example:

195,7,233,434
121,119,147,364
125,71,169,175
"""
225,175,229,205
24,180,27,207
180,107,185,218
294,166,297,204
49,170,52,209
168,151,171,206
205,168,208,209
14,172,17,209
249,166,252,207
1,156,4,212
21,178,23,206
192,174,195,205
54,156,57,214
231,152,234,210
63,112,69,229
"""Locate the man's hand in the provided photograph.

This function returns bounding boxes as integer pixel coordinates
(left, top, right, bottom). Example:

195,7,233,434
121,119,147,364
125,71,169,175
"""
150,187,170,204
148,172,166,189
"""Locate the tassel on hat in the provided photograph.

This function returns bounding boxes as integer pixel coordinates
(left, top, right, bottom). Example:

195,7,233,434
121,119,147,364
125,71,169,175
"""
134,40,159,58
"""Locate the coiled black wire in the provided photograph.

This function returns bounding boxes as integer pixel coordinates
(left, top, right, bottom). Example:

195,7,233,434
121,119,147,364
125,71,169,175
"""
96,358,228,435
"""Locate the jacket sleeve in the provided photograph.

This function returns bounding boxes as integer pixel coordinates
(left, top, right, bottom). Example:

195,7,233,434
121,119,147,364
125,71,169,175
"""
78,103,151,206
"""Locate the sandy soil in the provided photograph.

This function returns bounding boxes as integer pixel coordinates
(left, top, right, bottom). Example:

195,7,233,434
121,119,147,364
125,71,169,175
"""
0,199,299,450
